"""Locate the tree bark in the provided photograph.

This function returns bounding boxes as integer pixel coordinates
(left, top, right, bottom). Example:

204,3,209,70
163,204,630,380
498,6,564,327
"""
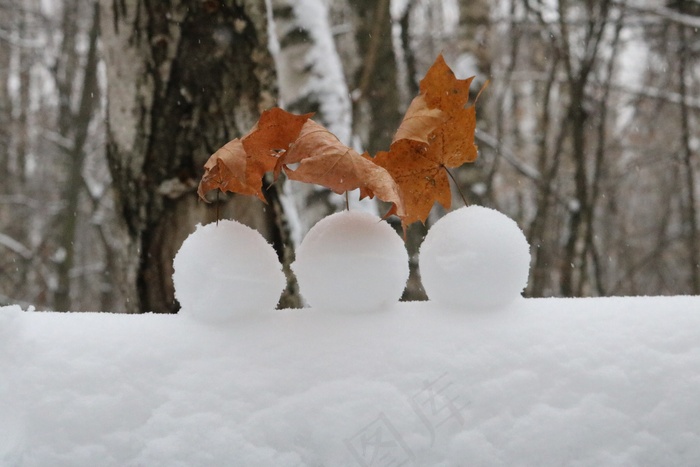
349,0,401,154
558,0,610,296
677,18,700,293
269,0,353,243
54,1,100,311
0,18,10,181
102,0,278,313
14,8,32,184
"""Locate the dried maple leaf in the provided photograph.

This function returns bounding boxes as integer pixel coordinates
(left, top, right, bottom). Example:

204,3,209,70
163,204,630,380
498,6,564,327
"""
373,140,450,225
277,120,405,217
373,53,478,228
197,108,312,202
197,54,479,232
242,108,313,197
393,94,447,144
419,54,478,168
420,54,473,112
197,138,258,200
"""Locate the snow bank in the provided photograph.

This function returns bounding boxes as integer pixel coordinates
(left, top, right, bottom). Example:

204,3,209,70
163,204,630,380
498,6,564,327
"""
2,296,700,466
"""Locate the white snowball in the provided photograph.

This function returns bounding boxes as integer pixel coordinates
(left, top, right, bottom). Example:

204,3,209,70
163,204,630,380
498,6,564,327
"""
292,211,409,312
173,220,286,322
419,206,531,309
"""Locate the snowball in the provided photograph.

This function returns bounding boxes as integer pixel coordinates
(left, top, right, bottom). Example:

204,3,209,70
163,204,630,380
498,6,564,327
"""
292,211,409,312
419,206,531,309
172,220,286,322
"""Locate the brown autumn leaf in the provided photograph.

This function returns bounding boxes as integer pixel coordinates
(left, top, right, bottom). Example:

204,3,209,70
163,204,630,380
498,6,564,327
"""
373,140,451,226
373,53,478,227
197,138,258,200
420,54,473,112
197,54,479,232
420,54,478,168
393,94,447,144
242,108,313,196
277,120,405,217
197,108,312,202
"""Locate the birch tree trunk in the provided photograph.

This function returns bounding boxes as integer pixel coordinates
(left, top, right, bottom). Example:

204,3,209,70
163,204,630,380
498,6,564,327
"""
101,0,278,313
270,0,354,241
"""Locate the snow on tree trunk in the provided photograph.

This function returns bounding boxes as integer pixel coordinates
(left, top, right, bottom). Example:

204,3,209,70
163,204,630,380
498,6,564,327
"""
270,0,352,142
268,0,357,242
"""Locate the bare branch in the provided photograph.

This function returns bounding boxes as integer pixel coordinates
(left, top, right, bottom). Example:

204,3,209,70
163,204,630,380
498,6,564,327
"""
0,232,32,259
616,1,700,29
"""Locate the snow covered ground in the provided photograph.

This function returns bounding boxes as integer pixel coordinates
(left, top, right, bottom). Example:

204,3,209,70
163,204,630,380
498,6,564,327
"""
3,297,700,466
2,207,700,466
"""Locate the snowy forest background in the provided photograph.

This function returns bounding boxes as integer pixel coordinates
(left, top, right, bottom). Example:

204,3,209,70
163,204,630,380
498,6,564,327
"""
0,0,698,313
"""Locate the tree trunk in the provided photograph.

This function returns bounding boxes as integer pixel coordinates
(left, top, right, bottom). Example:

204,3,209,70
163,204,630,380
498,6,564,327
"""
102,0,278,313
269,0,353,244
677,20,700,293
0,7,11,180
557,0,609,296
54,1,100,311
15,8,32,184
349,0,401,154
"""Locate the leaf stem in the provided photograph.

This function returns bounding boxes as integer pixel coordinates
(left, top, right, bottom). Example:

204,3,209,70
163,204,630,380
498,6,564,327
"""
216,190,220,225
444,167,470,207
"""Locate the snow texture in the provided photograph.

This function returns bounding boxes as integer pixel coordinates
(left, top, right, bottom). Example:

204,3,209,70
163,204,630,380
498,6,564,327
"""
420,206,531,309
292,211,409,312
172,220,285,322
3,296,700,466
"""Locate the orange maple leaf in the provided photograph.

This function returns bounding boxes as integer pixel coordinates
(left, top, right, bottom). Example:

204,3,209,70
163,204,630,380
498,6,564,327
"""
197,108,312,202
197,138,258,200
392,94,447,144
373,53,478,228
242,108,313,197
197,54,480,233
277,120,405,217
